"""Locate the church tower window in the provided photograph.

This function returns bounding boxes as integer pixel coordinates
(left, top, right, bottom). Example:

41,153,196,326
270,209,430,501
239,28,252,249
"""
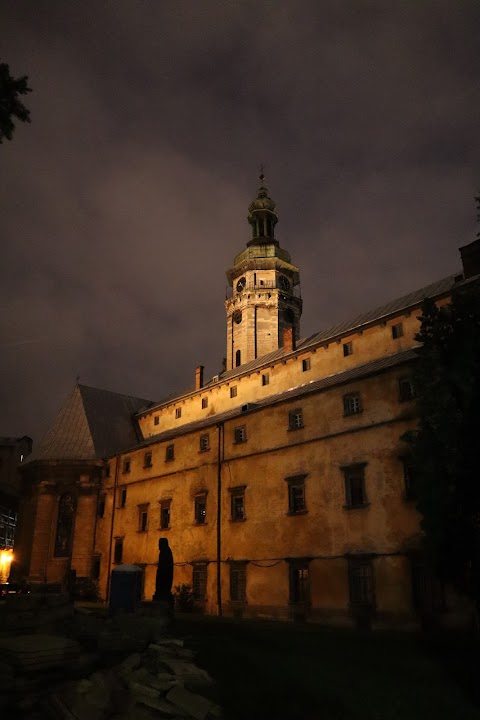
54,493,76,557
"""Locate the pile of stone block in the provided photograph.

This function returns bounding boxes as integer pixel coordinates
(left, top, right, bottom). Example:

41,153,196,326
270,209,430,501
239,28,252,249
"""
0,590,73,633
48,637,223,720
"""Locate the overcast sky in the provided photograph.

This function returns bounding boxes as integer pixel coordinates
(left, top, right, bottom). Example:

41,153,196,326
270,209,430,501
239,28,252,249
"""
1,1,479,444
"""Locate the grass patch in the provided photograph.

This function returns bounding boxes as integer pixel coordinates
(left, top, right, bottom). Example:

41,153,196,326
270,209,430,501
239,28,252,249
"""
175,617,479,720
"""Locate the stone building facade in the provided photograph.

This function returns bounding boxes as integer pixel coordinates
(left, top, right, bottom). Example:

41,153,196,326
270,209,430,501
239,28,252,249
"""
16,178,480,627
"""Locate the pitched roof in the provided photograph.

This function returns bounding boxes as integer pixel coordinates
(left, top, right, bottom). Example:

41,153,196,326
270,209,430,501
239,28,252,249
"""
30,385,153,462
132,347,418,452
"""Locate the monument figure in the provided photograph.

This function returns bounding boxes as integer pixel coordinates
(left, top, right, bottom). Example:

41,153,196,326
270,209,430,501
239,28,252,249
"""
153,537,174,604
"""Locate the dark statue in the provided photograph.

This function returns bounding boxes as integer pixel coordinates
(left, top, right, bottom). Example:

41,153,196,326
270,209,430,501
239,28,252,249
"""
153,537,174,604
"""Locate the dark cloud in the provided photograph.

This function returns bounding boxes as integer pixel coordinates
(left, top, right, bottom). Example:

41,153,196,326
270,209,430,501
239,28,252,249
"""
1,0,479,442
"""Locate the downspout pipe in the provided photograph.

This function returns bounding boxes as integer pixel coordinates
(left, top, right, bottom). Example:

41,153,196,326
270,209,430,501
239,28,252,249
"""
105,455,120,602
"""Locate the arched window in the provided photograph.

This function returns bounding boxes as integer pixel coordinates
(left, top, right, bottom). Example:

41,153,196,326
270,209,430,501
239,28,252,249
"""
54,493,76,557
235,349,241,367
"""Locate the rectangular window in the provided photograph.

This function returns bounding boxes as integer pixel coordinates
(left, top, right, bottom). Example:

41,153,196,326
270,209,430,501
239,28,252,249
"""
286,475,307,514
229,563,246,602
230,386,237,399
199,434,210,452
288,408,303,430
104,464,110,478
123,459,131,474
348,556,374,606
234,425,247,443
403,461,416,501
399,377,415,402
160,499,171,529
343,341,353,357
165,444,175,462
193,564,207,601
114,538,123,564
230,487,246,521
202,397,208,409
392,322,404,339
194,495,207,524
154,416,159,426
175,407,182,419
261,373,269,386
302,358,311,372
343,464,367,508
138,504,148,532
144,451,152,468
343,392,362,416
97,496,106,518
289,561,310,604
120,487,127,508
92,556,101,580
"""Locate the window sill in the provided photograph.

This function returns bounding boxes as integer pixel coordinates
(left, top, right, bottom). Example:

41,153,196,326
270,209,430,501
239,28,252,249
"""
117,505,126,510
136,529,147,533
165,458,175,463
158,526,171,531
198,449,210,453
343,503,370,511
230,517,247,523
233,440,247,445
288,425,304,432
286,509,308,516
194,521,208,526
343,411,363,418
143,465,153,469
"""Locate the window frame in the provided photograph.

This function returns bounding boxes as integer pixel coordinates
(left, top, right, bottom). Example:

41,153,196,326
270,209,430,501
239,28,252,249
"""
234,425,247,444
119,487,127,508
392,322,404,339
175,407,182,419
302,357,311,372
159,498,171,529
123,458,131,474
144,451,152,468
113,537,124,564
402,460,416,501
288,558,311,605
261,372,270,386
199,434,210,452
192,563,208,601
194,494,207,525
343,341,353,357
154,415,159,426
286,474,307,515
348,555,375,608
138,503,149,533
165,444,175,462
229,486,246,522
230,386,238,399
342,463,368,509
288,408,304,431
97,495,106,518
398,377,415,402
343,392,362,416
229,561,247,603
201,397,208,409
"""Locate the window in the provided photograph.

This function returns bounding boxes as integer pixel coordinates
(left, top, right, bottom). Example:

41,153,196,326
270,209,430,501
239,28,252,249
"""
159,499,171,529
194,494,207,524
165,444,175,462
54,494,76,557
348,556,374,607
261,373,269,386
302,358,311,372
286,475,307,514
234,425,247,444
403,461,416,501
202,397,208,409
104,464,110,478
92,556,101,580
399,377,415,402
97,496,106,518
175,407,182,419
343,464,367,508
230,486,246,521
343,393,362,416
199,434,210,452
123,459,131,474
114,537,123,564
144,451,152,468
288,560,310,604
235,350,241,367
138,504,148,532
229,562,246,602
193,564,207,601
392,322,404,339
120,487,127,508
154,416,159,426
230,386,237,399
343,342,353,357
288,408,303,430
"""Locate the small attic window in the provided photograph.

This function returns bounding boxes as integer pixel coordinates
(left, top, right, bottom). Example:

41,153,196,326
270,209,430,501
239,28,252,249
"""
154,416,159,426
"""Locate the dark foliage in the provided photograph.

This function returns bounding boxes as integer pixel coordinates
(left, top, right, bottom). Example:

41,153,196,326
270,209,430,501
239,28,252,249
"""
0,62,31,143
404,288,480,605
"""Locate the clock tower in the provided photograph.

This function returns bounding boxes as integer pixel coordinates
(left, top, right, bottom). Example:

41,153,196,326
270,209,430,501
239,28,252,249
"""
225,173,302,370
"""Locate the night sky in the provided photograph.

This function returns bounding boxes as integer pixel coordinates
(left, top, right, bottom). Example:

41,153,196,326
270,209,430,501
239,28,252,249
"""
2,1,479,444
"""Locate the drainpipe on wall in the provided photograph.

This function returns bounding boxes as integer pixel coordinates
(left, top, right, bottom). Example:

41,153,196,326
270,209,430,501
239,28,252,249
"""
216,422,224,616
105,455,120,602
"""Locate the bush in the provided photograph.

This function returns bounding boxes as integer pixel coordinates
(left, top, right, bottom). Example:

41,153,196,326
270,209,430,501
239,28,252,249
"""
173,583,195,612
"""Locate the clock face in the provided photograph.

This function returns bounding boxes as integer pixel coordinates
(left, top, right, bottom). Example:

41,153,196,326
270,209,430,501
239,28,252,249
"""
278,275,290,291
236,276,246,292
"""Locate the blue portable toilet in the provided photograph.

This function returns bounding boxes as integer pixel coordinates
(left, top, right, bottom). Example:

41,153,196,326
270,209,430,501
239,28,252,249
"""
109,564,143,614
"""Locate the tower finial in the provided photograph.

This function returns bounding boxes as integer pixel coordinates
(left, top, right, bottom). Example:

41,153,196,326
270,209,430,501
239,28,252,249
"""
259,163,265,185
